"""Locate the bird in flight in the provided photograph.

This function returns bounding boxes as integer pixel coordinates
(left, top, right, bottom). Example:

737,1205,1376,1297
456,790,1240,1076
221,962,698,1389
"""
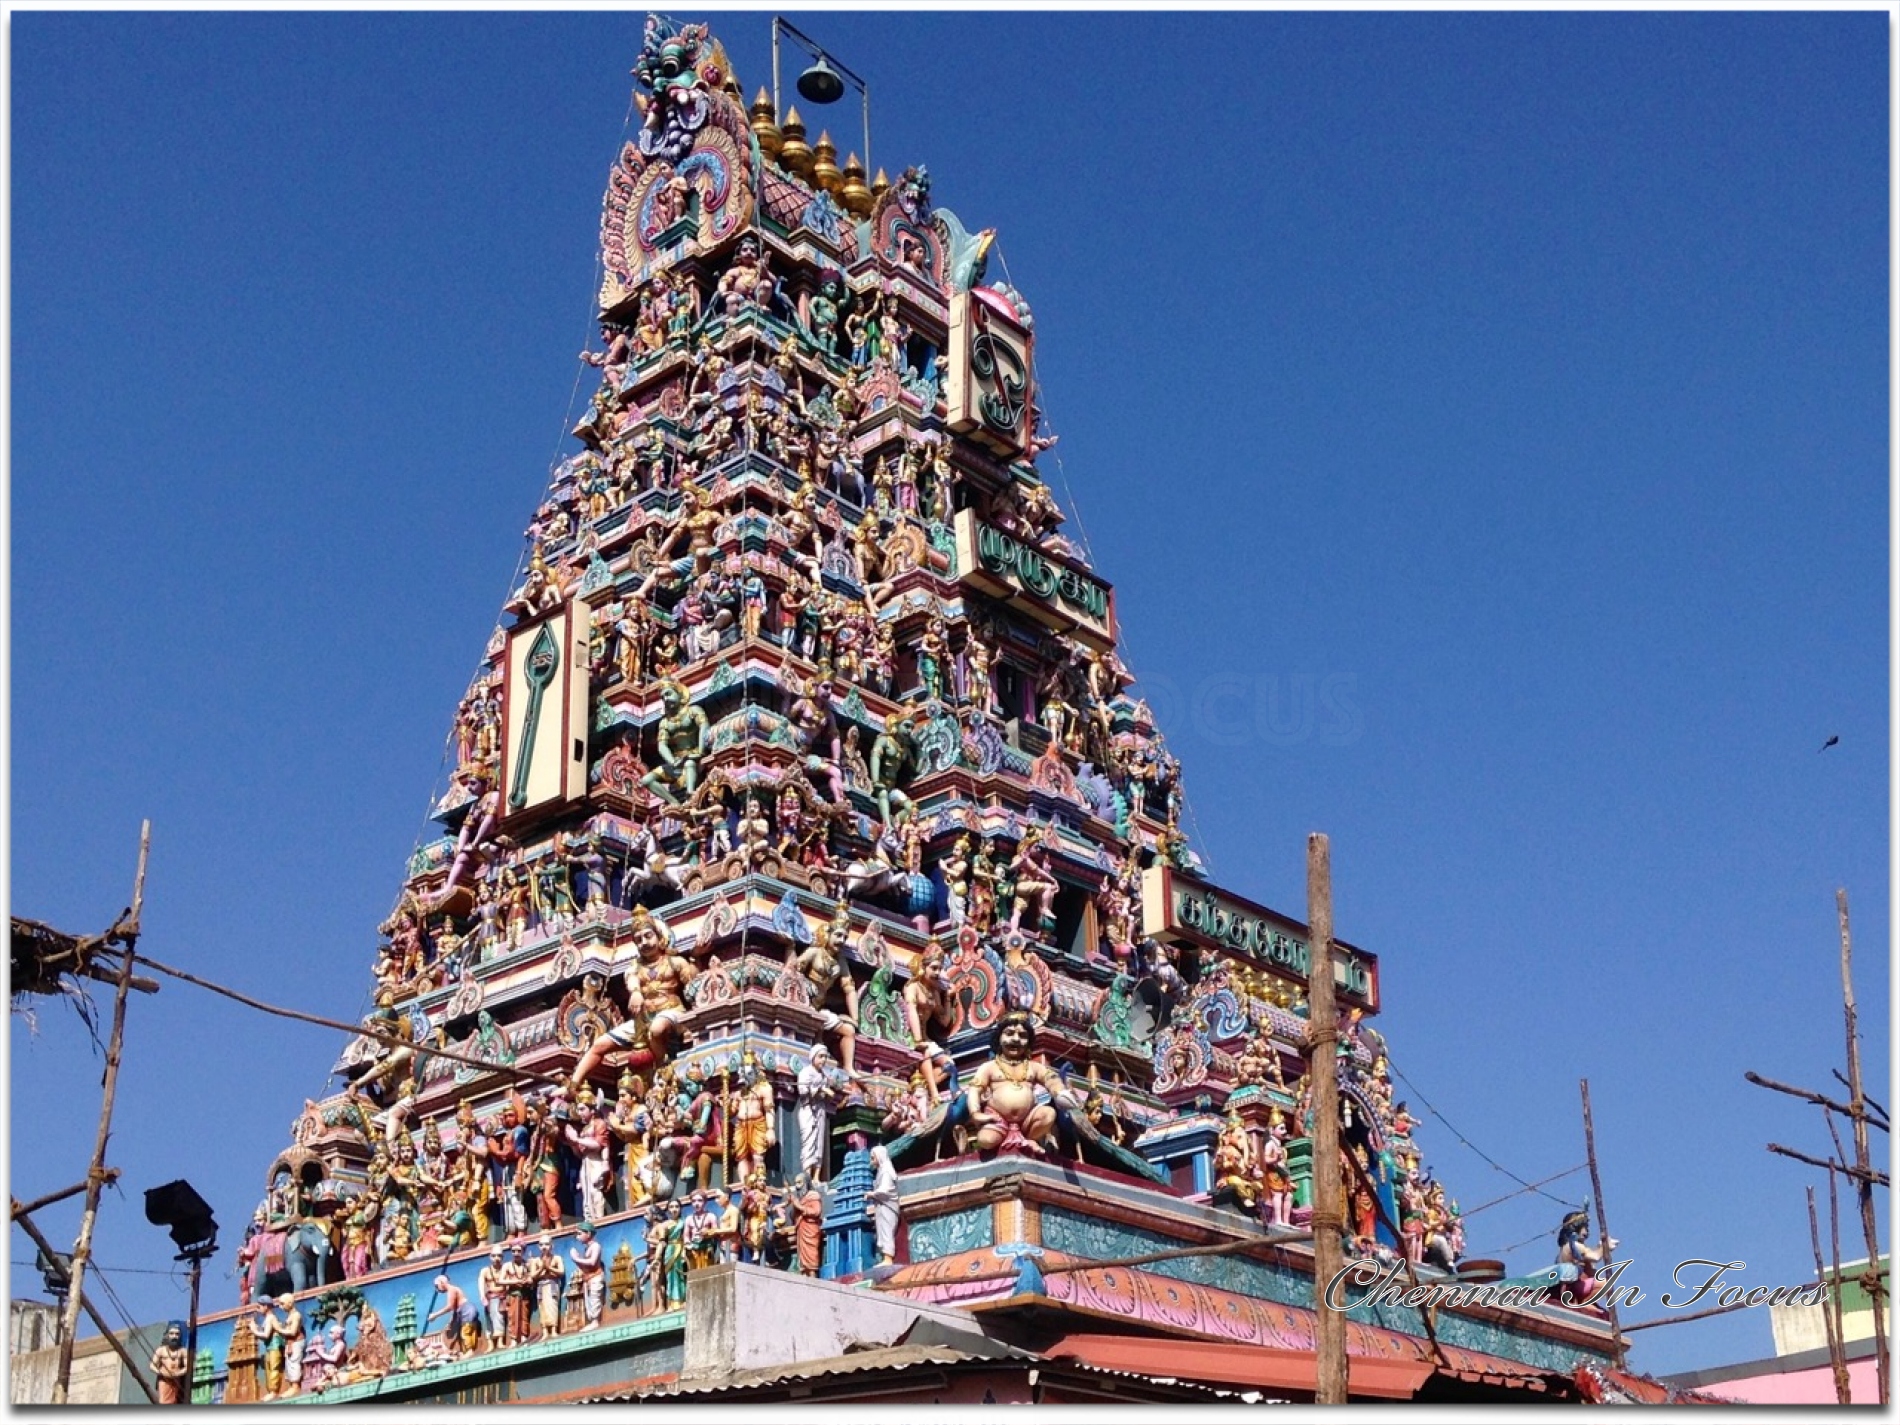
1820,735,1840,752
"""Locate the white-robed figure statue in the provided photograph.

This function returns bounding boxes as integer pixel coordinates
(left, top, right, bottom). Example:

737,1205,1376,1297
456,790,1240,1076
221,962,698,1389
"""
796,1046,842,1182
864,1142,901,1266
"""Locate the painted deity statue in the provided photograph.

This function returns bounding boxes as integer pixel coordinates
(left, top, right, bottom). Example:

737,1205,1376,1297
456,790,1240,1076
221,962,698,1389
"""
786,905,860,1073
1555,1207,1616,1309
1007,828,1060,933
869,712,915,829
1212,1113,1260,1210
639,679,709,805
569,908,696,1090
965,1011,1074,1156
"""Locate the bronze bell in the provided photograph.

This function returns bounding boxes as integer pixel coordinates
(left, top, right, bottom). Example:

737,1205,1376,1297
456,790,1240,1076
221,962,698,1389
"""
796,56,845,106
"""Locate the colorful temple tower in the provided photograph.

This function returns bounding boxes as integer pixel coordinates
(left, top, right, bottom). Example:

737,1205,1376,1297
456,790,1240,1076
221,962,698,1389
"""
197,17,1621,1403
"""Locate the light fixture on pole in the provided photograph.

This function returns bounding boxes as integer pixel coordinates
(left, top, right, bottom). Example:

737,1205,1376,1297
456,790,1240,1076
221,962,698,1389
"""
771,16,871,175
145,1180,218,1401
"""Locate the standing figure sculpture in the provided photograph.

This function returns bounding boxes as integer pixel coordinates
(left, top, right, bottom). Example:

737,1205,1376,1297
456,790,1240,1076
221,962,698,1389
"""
786,909,861,1073
149,1324,191,1406
864,1143,902,1268
1006,828,1060,934
795,1046,843,1182
729,1052,776,1182
869,712,915,830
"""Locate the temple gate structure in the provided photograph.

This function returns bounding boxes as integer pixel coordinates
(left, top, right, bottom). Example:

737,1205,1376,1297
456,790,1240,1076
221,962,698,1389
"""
189,15,1624,1404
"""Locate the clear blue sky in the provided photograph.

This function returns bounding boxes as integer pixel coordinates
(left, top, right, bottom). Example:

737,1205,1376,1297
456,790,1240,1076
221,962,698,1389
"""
10,11,1888,1379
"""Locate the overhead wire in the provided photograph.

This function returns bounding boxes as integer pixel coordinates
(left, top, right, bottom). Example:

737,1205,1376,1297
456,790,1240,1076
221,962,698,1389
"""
8,1260,182,1278
1390,1063,1582,1211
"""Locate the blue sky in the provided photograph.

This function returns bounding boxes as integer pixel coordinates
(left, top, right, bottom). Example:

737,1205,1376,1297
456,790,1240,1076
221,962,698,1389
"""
10,11,1888,1379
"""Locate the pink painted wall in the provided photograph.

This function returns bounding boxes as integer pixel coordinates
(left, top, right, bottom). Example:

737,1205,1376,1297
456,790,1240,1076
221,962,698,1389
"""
1698,1356,1880,1405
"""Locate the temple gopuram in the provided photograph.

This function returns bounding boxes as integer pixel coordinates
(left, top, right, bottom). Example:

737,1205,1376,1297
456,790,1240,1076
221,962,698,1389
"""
189,16,1627,1405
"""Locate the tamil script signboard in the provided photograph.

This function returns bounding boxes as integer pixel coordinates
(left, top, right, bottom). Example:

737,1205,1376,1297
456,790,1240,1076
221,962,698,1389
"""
952,508,1117,651
1141,864,1380,1011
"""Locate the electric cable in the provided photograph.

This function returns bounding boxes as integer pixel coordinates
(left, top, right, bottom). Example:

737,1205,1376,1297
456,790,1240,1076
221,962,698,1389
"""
1389,1064,1583,1211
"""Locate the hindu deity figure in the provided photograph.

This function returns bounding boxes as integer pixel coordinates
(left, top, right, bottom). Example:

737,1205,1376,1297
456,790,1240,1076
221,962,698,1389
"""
1212,1113,1260,1210
803,269,847,356
1555,1207,1615,1308
869,712,915,830
716,234,775,317
902,939,952,1047
786,907,860,1074
567,908,694,1092
638,680,709,805
786,672,846,803
916,614,950,702
738,1171,773,1264
1094,877,1132,965
1006,828,1060,934
964,1010,1075,1156
728,1052,776,1183
506,545,565,621
577,321,638,387
961,632,995,714
934,834,972,926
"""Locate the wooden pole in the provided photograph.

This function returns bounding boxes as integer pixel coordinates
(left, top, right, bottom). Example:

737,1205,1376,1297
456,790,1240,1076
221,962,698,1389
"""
1836,888,1888,1402
10,1175,113,1220
1306,833,1348,1404
1579,1079,1627,1368
53,821,150,1403
1828,1168,1852,1401
185,1252,207,1404
12,1202,160,1404
1767,1141,1888,1188
1808,1185,1850,1403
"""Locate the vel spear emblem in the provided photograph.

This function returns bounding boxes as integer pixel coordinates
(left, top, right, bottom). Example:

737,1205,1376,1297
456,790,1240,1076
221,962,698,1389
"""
509,622,561,810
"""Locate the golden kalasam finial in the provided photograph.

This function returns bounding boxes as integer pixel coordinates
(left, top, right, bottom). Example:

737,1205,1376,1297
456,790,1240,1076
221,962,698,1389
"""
811,131,843,196
870,167,890,205
777,106,814,180
839,152,873,217
749,87,782,160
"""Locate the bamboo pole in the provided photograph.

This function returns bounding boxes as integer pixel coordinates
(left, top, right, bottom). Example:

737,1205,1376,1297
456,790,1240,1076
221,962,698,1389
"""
1766,1142,1888,1188
1745,1070,1888,1129
1824,1162,1854,1413
10,1176,112,1220
1306,833,1347,1404
12,1201,160,1405
1836,888,1888,1402
1579,1080,1627,1368
53,822,150,1403
1808,1186,1850,1402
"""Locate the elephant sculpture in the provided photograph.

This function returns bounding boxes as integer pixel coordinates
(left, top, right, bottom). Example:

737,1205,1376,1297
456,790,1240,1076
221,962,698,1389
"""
242,1219,338,1303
